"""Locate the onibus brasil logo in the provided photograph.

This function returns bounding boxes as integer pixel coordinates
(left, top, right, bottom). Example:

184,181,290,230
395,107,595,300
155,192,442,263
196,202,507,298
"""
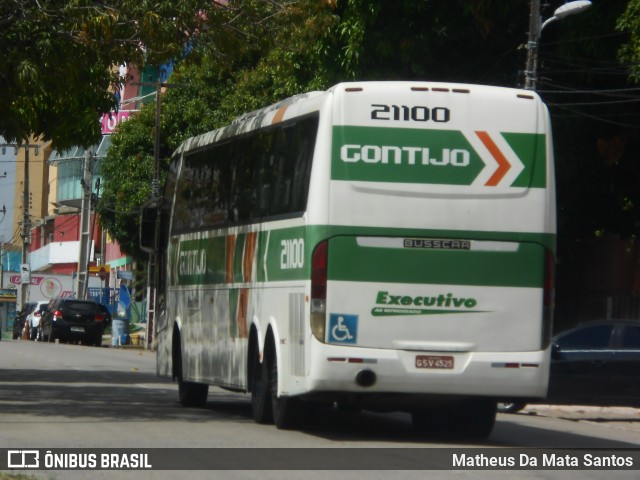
372,290,482,316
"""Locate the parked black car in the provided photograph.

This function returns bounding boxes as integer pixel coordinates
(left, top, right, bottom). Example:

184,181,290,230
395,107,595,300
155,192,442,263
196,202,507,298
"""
40,298,107,347
97,304,113,327
13,302,37,339
499,320,640,412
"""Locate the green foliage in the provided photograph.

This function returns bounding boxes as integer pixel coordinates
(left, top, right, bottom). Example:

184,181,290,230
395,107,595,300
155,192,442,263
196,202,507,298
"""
100,0,640,258
98,106,155,258
617,0,640,80
0,0,219,148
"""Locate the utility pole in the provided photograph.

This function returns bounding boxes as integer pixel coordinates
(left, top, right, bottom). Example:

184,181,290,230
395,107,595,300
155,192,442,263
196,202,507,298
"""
75,149,93,300
134,78,181,350
2,141,40,309
525,0,541,90
21,143,31,311
0,239,4,289
143,79,164,350
524,0,592,90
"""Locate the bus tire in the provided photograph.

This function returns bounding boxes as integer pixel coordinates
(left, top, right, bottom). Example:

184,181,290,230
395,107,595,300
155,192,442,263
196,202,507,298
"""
268,345,308,430
174,336,209,407
411,407,451,434
250,344,274,424
412,399,496,440
455,399,497,440
178,379,209,408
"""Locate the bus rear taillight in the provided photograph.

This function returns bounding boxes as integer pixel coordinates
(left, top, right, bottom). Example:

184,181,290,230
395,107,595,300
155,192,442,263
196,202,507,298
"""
542,248,555,348
310,240,328,342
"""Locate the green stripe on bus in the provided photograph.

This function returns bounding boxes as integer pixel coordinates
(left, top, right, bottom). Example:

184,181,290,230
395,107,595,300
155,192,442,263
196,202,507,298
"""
328,236,545,288
169,225,555,287
503,132,546,188
331,126,546,188
331,126,483,185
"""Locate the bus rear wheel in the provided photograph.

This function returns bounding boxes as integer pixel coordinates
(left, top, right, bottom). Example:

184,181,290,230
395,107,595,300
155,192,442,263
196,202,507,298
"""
268,346,309,430
412,399,496,440
175,339,208,407
250,344,273,424
178,379,208,407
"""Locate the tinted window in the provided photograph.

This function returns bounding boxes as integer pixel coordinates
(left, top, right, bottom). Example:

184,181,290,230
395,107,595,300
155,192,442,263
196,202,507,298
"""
172,114,318,233
620,325,640,349
61,301,99,314
23,303,37,314
557,325,614,349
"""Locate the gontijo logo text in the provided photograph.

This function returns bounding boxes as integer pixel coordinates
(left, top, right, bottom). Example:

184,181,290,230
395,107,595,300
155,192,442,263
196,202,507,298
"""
332,125,529,188
372,290,481,317
341,145,471,167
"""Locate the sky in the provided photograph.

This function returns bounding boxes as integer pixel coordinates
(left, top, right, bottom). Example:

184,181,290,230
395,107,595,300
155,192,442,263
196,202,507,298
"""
0,137,17,246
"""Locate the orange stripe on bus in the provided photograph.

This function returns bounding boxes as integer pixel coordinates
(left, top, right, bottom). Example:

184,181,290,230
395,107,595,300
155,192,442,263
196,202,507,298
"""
476,131,510,187
225,235,236,284
272,106,288,124
243,232,257,282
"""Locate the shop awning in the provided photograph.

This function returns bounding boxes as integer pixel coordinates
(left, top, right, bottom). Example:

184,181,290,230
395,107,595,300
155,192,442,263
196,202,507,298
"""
0,289,17,302
48,135,112,164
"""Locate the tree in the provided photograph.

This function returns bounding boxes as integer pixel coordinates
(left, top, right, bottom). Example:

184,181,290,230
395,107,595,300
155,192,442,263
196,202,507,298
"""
99,0,331,260
0,0,223,149
618,0,640,81
101,0,640,262
98,106,156,256
100,0,530,259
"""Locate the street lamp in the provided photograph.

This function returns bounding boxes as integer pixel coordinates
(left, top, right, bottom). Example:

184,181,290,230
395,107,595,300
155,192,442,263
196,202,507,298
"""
525,0,592,90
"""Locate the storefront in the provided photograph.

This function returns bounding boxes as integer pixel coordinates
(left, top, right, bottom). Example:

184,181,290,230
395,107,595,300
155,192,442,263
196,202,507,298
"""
0,287,17,337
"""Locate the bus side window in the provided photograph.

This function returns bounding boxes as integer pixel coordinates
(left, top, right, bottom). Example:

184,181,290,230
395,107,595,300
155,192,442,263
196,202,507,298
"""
233,136,256,222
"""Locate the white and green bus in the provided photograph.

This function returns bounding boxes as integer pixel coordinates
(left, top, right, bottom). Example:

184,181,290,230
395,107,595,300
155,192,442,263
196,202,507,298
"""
144,81,556,438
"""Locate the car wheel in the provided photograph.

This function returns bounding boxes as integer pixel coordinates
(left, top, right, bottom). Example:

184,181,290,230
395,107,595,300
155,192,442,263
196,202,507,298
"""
497,402,527,414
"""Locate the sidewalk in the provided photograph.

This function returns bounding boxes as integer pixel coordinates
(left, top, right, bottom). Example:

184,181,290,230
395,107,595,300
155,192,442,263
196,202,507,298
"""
521,404,640,432
103,322,147,349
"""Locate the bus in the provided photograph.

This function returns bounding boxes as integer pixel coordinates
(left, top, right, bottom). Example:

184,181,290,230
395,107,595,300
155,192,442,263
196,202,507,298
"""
142,81,556,439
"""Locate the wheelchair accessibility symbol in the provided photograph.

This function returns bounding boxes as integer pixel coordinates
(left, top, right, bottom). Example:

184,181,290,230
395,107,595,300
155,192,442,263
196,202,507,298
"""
328,314,358,344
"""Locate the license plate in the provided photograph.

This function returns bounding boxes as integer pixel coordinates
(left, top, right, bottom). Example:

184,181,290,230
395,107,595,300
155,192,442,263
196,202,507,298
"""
415,355,454,369
71,327,85,333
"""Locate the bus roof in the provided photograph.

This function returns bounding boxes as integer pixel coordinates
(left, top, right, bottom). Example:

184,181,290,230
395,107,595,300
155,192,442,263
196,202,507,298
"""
173,81,544,157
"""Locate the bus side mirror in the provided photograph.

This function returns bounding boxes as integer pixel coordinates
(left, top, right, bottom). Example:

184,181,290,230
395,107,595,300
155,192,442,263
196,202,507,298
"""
140,204,158,254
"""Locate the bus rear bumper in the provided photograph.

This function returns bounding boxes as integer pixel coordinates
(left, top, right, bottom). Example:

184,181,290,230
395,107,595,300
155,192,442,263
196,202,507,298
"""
303,346,550,400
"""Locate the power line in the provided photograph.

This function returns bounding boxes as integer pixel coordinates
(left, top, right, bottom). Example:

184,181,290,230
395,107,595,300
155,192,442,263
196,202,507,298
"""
550,104,640,129
541,31,628,46
539,86,640,94
548,98,640,107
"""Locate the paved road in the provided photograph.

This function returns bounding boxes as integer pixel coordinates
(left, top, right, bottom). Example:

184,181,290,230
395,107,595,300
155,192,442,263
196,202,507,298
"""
1,339,640,480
